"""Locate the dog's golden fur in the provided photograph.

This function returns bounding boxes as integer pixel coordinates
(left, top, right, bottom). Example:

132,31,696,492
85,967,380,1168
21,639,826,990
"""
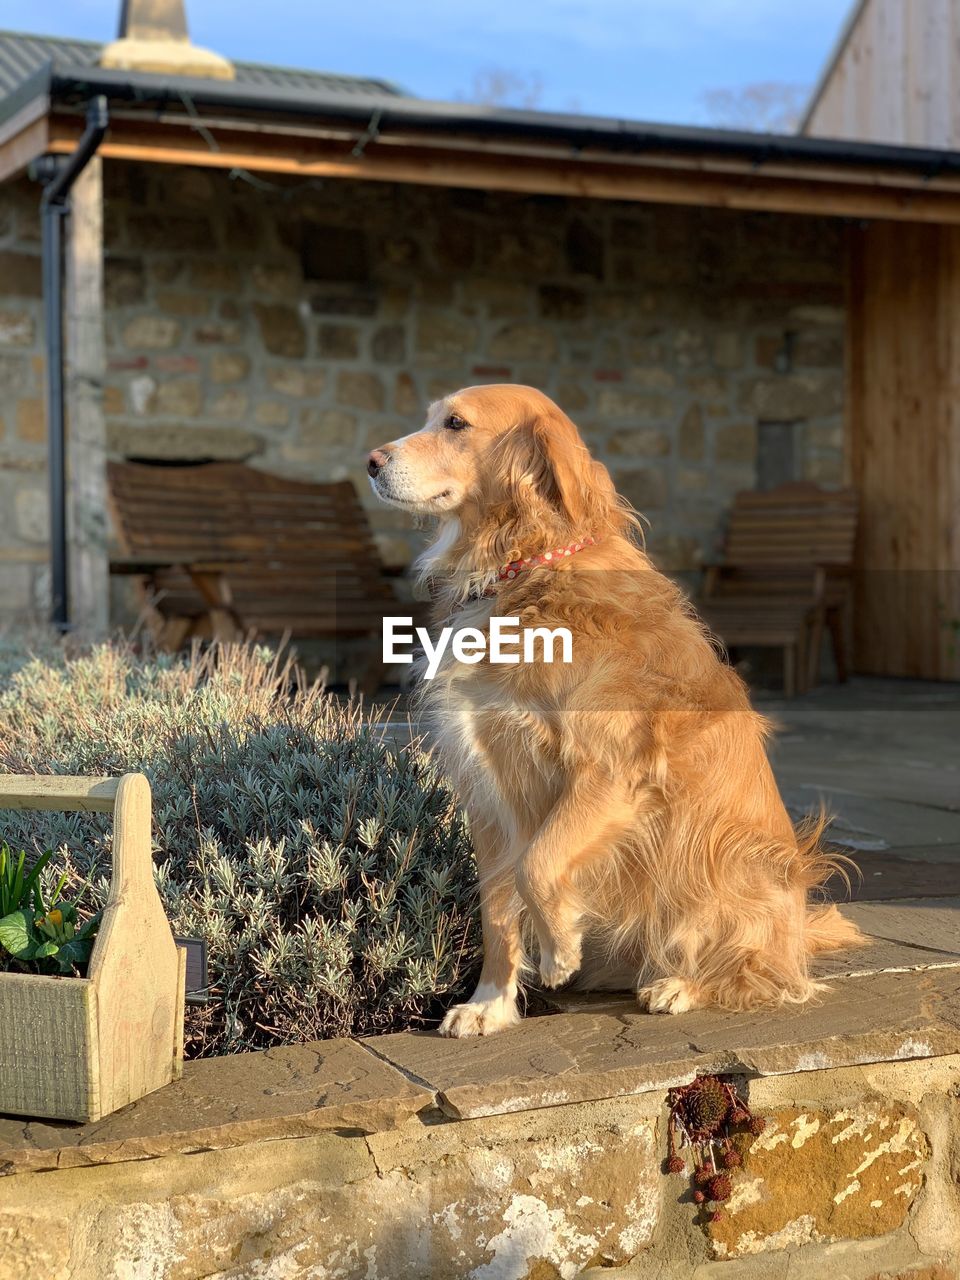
368,384,862,1036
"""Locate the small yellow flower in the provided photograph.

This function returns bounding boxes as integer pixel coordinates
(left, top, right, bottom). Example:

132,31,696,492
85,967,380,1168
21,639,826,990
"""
46,909,63,929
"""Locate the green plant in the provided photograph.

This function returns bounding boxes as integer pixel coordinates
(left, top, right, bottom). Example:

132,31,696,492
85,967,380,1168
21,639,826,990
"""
0,639,480,1057
0,840,100,976
0,901,100,975
0,842,54,917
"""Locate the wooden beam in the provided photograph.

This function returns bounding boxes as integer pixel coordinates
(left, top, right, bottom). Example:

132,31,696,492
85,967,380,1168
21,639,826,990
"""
45,113,960,225
0,111,49,183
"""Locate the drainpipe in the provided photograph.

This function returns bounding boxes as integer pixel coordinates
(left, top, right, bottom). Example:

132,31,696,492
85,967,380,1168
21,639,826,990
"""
31,96,109,632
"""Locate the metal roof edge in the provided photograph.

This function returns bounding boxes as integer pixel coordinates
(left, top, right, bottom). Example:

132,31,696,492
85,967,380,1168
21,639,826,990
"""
37,61,960,179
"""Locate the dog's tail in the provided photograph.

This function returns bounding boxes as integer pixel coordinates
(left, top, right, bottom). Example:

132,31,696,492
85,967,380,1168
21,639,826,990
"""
805,903,865,954
794,808,866,954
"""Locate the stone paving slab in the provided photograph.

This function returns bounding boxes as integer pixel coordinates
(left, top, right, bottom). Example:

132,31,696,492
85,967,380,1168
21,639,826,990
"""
0,1038,433,1177
780,785,960,849
364,968,960,1120
842,897,960,954
828,847,960,899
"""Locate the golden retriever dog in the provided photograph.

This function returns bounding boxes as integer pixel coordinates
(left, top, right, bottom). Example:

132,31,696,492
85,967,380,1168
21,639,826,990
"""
368,384,861,1037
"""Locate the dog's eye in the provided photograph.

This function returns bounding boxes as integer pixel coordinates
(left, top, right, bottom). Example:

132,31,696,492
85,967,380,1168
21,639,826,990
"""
444,413,469,432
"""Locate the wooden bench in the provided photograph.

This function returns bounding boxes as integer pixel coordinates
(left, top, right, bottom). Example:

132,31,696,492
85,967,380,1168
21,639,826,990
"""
699,482,859,695
107,461,400,680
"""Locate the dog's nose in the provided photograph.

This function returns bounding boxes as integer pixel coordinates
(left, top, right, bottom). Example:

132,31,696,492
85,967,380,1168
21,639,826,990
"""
367,448,390,478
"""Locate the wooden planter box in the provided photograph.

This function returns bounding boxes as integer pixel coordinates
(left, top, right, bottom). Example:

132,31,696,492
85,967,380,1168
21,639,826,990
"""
0,773,185,1123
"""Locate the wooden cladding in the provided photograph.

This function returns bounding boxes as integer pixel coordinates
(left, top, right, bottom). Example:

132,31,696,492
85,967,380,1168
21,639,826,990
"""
847,220,960,679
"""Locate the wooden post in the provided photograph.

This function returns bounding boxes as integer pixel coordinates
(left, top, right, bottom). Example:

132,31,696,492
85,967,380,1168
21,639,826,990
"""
64,156,109,635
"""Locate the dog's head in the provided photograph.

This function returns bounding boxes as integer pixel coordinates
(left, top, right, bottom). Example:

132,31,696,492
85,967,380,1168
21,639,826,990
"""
367,384,629,550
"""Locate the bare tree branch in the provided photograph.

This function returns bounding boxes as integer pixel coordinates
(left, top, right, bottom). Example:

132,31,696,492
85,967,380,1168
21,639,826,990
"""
701,82,810,133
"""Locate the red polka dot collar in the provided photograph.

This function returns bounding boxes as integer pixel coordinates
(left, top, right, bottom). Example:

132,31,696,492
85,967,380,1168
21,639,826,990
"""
497,536,599,583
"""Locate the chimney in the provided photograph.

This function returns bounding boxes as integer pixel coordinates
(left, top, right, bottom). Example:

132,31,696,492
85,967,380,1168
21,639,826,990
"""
99,0,235,80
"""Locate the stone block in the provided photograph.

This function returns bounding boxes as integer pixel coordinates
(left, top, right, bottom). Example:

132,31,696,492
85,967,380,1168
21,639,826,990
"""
394,372,420,415
210,352,251,384
716,423,758,463
337,371,385,412
679,403,705,461
208,389,250,419
16,398,44,443
678,467,709,492
195,320,245,345
14,486,48,542
102,386,125,416
607,428,672,458
0,354,33,399
253,304,306,358
299,408,357,447
0,252,41,297
189,261,242,293
804,454,846,485
713,331,743,369
123,316,182,350
104,258,146,306
317,324,360,359
0,310,34,347
309,290,378,317
555,380,590,412
739,373,843,419
255,402,290,428
251,263,302,299
127,214,213,251
613,467,668,511
628,367,676,391
597,388,673,420
0,563,32,613
416,312,479,361
460,278,530,317
708,1102,927,1259
129,375,157,416
155,290,210,318
265,366,326,397
650,533,701,571
488,322,557,362
106,423,264,461
539,284,587,320
371,324,406,363
154,379,203,417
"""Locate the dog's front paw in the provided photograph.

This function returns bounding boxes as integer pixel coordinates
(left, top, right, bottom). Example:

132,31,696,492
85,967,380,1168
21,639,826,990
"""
637,976,702,1015
537,947,583,983
538,937,582,989
439,994,521,1038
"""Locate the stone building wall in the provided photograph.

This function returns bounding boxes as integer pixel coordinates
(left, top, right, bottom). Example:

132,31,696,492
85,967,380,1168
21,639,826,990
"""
0,178,48,617
0,160,846,620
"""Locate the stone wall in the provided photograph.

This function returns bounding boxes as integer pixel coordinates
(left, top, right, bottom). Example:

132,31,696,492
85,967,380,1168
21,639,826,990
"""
1,1053,958,1279
0,161,846,620
0,178,48,616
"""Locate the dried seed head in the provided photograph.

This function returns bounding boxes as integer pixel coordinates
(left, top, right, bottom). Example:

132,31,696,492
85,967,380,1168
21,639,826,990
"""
748,1115,767,1136
721,1148,743,1169
684,1076,731,1136
666,1155,685,1175
707,1174,733,1202
692,1189,706,1204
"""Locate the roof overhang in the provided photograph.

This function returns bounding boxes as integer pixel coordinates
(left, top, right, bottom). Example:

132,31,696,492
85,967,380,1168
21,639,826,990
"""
8,60,960,224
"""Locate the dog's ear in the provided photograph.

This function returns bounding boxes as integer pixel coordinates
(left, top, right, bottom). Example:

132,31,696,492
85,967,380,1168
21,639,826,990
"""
528,402,618,531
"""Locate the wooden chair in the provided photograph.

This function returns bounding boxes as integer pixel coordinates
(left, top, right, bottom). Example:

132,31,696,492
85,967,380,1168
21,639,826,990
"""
107,461,401,681
699,482,859,695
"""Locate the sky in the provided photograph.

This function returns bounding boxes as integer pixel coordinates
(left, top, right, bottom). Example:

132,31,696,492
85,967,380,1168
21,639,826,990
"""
10,0,852,127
